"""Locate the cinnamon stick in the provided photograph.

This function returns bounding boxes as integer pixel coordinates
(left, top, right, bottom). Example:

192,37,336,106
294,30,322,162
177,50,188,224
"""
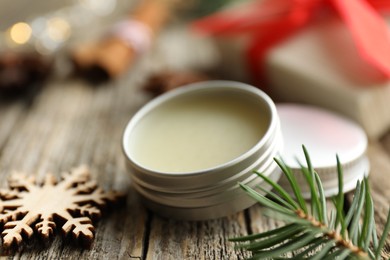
71,0,172,83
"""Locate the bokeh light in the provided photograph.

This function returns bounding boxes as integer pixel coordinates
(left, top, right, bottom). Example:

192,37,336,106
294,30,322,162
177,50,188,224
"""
9,22,32,45
46,17,71,42
80,0,117,16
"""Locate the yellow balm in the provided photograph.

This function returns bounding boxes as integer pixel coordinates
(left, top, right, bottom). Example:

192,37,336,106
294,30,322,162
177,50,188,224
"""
129,93,269,173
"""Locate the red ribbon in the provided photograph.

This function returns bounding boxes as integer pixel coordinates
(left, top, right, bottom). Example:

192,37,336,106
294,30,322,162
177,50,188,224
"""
192,0,390,84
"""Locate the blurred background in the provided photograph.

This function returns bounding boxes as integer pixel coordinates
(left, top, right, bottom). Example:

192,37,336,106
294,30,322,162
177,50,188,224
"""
0,0,134,54
1,0,390,139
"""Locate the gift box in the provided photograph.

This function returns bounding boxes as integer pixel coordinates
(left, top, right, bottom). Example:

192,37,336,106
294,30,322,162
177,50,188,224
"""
193,0,390,139
266,17,390,139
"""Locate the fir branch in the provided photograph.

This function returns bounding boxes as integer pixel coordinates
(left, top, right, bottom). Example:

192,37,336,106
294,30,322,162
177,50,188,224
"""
232,145,390,259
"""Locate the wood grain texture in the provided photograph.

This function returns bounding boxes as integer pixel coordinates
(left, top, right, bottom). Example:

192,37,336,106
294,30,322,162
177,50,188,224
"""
365,141,390,258
0,70,150,258
0,76,390,258
342,140,390,259
146,212,249,260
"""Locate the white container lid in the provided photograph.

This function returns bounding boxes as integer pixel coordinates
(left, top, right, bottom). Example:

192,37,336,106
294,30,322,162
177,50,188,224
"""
277,104,369,197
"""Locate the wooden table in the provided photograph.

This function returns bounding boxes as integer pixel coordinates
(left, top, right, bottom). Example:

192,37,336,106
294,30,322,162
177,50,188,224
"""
0,45,389,260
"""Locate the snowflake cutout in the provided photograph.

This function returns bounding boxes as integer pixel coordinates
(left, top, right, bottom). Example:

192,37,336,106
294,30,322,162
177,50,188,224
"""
0,165,123,248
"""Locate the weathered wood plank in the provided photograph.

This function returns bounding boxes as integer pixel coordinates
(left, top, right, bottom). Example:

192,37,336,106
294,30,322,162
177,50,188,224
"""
0,70,150,258
365,141,390,258
248,204,283,234
0,100,28,157
146,212,249,260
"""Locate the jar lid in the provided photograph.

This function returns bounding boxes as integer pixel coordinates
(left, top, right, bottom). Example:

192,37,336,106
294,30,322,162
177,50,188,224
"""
277,104,369,197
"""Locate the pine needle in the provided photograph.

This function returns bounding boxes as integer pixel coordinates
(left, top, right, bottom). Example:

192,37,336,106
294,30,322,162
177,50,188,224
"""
231,147,390,260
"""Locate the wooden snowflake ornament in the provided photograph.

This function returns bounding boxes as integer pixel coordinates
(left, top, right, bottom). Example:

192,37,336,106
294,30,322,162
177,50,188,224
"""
0,165,123,248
